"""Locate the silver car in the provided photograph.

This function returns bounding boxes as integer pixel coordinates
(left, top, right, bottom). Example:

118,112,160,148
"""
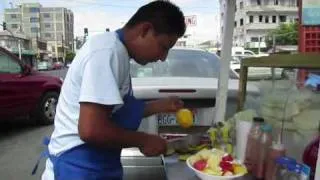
131,48,259,128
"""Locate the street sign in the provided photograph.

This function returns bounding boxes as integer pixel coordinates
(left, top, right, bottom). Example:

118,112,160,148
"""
302,0,320,25
185,15,197,26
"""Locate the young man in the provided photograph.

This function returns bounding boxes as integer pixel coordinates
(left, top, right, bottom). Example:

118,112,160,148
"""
40,1,186,179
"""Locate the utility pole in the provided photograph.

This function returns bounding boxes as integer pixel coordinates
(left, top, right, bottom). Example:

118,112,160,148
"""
61,34,65,63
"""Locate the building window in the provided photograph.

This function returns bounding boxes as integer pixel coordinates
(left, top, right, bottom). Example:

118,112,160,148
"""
240,2,244,9
272,16,277,23
257,0,261,5
45,33,51,38
259,15,263,22
274,0,279,5
265,16,269,23
249,16,254,23
11,24,18,28
43,13,50,18
11,14,17,18
240,18,244,26
29,7,40,13
30,17,39,23
45,23,51,28
279,15,287,22
234,21,237,27
251,37,259,42
31,27,38,32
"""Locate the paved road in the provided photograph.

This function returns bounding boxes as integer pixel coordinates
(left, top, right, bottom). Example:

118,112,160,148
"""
0,122,53,180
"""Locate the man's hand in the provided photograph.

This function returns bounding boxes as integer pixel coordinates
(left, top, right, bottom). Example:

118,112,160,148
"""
139,135,167,156
144,96,184,117
156,96,184,113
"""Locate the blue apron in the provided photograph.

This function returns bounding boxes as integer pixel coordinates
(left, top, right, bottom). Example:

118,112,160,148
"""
32,29,145,180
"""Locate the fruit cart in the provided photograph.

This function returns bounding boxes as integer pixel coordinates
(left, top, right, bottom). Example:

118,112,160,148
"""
236,53,320,179
236,53,320,112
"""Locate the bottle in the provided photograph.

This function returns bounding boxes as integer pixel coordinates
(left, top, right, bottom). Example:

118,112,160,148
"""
255,124,273,179
265,134,286,180
244,117,264,172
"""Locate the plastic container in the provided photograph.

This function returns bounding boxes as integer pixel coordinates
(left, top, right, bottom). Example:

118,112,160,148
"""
265,135,286,180
283,163,300,180
255,124,273,179
244,117,264,172
274,157,296,180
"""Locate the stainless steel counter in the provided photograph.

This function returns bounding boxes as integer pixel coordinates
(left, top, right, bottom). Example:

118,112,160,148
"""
121,148,253,180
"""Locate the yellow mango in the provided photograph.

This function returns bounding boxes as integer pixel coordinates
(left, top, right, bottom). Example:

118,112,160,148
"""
176,109,193,128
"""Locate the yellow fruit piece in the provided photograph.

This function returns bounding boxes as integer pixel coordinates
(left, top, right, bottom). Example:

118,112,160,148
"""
198,149,212,160
207,155,220,169
176,109,193,128
233,164,248,175
203,168,222,176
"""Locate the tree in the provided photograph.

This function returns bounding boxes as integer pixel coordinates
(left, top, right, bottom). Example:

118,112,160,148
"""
265,22,298,48
65,51,76,63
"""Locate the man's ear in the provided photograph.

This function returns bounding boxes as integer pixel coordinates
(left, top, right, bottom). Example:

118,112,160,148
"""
140,22,153,38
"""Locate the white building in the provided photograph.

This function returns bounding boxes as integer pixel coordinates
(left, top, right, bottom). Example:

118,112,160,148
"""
219,0,298,49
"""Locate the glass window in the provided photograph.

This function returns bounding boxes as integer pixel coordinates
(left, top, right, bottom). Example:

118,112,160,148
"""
11,14,17,18
30,17,39,23
0,53,21,73
249,16,254,23
240,2,244,9
45,23,51,28
31,27,38,32
29,8,40,13
279,15,287,23
11,24,18,28
259,15,263,22
130,49,237,79
43,13,50,18
272,16,277,23
265,16,269,23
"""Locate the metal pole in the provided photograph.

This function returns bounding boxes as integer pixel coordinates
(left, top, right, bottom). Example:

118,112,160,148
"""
214,0,236,123
271,34,276,86
18,39,22,60
258,35,261,54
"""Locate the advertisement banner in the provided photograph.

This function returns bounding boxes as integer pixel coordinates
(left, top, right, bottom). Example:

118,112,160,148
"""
302,0,320,25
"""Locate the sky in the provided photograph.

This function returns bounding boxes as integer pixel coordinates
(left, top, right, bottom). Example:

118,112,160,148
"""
0,0,221,43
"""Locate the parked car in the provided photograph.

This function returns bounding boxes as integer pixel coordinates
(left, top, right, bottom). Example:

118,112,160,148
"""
0,47,63,125
53,61,64,70
230,56,284,80
131,48,259,127
37,61,53,71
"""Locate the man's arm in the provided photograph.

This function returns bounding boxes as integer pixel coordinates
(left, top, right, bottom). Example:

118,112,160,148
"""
79,102,147,149
143,97,184,117
78,102,168,156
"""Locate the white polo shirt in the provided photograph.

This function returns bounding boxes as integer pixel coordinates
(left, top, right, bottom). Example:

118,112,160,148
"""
42,32,131,180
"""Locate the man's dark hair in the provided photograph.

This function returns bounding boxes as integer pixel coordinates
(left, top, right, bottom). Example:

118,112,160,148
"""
125,0,186,37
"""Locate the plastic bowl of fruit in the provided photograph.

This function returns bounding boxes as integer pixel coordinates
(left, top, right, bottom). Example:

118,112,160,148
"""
186,148,247,180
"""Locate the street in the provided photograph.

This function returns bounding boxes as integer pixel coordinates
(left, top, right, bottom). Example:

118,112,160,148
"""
0,123,53,180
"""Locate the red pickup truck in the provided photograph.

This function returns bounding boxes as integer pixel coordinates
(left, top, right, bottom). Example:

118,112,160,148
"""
0,47,62,125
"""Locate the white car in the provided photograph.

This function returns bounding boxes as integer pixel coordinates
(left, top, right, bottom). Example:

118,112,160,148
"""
131,48,259,127
230,56,284,80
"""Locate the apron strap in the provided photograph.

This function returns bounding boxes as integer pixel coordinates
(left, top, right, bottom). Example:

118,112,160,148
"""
31,136,50,175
